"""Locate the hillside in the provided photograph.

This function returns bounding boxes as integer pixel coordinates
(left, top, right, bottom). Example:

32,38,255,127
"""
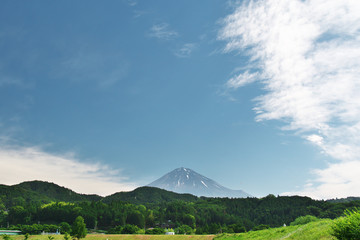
103,186,199,204
214,219,335,240
16,181,102,202
0,184,53,206
0,181,102,207
2,180,360,234
327,197,360,203
0,181,199,208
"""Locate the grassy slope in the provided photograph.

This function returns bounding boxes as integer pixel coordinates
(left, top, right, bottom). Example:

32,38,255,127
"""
215,219,336,240
9,220,335,240
12,235,215,240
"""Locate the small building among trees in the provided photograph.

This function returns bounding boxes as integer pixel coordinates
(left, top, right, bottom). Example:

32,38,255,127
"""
0,230,21,235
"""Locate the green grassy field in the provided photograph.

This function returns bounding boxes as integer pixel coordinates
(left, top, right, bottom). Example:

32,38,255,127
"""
8,219,336,240
214,219,336,240
11,234,215,240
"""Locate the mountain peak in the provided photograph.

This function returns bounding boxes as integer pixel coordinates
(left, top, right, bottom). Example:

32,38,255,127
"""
147,167,251,198
176,167,192,173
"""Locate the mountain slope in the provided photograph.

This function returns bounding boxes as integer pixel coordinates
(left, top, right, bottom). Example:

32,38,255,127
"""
0,180,102,207
327,197,360,203
0,184,53,207
16,180,102,202
103,186,198,204
0,180,199,207
147,167,251,198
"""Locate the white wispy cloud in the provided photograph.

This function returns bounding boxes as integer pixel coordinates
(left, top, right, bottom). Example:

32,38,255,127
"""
219,0,360,199
0,142,137,196
148,23,179,40
227,71,260,89
283,161,360,200
125,0,137,7
174,43,196,58
133,10,147,19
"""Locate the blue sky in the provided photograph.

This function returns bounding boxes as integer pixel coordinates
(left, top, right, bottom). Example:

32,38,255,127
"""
1,0,360,199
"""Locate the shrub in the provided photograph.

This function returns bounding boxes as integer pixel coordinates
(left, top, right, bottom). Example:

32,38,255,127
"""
60,222,71,234
24,233,29,240
1,235,12,240
107,225,123,234
252,224,270,231
175,225,193,234
63,232,70,240
290,215,319,226
332,209,360,240
228,223,246,233
121,224,140,234
145,227,165,234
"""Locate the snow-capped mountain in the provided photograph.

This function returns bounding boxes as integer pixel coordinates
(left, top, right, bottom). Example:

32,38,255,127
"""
147,167,251,198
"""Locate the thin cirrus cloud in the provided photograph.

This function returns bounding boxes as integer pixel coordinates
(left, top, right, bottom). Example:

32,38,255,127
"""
173,43,196,58
0,143,137,196
226,71,259,89
148,23,179,41
124,0,137,7
219,0,360,199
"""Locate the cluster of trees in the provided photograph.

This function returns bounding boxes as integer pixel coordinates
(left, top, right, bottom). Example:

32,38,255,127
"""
2,193,360,235
9,223,70,235
107,225,167,235
332,208,360,239
2,182,360,235
2,216,86,240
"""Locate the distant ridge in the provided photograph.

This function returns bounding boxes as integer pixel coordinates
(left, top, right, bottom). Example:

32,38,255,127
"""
102,186,198,204
327,197,360,203
0,180,102,207
147,167,251,198
0,173,250,207
0,180,199,206
16,180,102,202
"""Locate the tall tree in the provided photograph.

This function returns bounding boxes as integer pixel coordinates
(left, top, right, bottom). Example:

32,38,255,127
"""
71,216,87,240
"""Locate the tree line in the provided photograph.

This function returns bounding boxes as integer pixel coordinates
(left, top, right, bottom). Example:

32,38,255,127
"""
1,193,360,234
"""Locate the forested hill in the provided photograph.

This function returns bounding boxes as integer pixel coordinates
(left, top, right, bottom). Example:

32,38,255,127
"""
0,183,53,206
2,180,360,206
16,181,103,202
0,181,102,206
327,197,360,203
103,186,199,204
2,181,360,233
0,180,198,206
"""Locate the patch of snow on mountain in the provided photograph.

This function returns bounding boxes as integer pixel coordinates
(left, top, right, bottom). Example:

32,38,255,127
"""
201,180,208,188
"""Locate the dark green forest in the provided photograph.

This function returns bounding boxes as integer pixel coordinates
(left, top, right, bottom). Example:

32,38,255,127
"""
1,181,359,234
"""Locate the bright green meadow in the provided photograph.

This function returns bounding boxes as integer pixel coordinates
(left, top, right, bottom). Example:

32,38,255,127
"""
7,219,338,240
214,219,335,240
10,235,215,240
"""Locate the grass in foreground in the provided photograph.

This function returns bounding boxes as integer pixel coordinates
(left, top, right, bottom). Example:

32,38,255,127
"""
214,219,336,240
11,234,215,240
9,219,336,240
